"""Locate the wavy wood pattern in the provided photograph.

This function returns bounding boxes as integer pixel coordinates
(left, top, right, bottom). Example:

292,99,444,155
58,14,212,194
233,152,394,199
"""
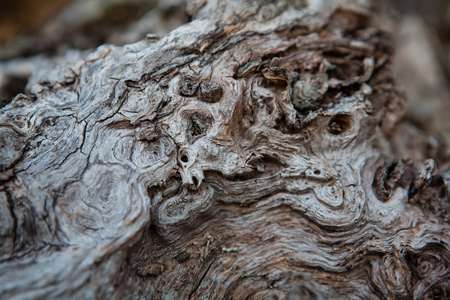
1,0,449,299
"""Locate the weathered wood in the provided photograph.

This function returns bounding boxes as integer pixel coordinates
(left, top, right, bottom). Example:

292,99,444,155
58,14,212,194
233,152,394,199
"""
1,0,449,299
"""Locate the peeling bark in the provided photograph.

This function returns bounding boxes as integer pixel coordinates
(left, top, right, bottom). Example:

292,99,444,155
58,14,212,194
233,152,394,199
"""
1,0,449,299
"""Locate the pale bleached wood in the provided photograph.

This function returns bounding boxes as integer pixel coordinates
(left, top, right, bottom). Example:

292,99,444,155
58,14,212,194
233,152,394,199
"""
1,0,449,299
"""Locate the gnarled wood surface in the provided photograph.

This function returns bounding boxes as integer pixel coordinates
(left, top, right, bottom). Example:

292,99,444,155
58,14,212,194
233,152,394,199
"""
1,0,449,299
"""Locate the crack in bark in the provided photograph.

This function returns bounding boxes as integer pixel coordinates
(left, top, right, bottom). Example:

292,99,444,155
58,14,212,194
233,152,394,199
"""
188,259,216,300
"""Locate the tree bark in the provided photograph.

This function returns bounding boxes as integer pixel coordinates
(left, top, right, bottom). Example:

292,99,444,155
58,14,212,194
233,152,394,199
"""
1,0,449,299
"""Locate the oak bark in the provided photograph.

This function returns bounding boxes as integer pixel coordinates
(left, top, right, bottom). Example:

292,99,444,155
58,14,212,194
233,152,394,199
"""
1,0,450,299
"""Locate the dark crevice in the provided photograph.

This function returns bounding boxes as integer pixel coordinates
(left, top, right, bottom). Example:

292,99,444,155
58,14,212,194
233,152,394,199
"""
4,187,18,252
328,114,352,135
205,156,288,182
188,259,215,300
274,113,305,134
373,160,407,202
188,117,205,142
192,176,199,187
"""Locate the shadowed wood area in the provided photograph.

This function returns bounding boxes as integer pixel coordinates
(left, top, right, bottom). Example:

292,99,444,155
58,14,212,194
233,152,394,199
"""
0,0,449,299
0,0,74,44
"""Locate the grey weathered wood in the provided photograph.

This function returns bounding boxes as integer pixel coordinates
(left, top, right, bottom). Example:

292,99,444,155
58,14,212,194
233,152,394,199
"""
1,0,449,299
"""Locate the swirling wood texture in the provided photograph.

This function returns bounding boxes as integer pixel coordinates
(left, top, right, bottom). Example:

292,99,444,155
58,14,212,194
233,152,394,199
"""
1,0,449,299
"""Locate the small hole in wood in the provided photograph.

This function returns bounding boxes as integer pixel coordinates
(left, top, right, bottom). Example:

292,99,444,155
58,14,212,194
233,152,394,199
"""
189,119,203,137
192,176,199,186
328,114,351,135
181,155,189,163
432,287,444,298
314,170,321,175
188,117,205,142
175,251,190,263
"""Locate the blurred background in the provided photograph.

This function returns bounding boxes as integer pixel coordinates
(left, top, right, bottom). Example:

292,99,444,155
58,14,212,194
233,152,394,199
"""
0,0,449,149
0,0,188,107
0,0,187,58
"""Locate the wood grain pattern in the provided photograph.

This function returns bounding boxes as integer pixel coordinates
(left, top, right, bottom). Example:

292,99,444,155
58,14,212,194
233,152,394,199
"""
1,0,449,299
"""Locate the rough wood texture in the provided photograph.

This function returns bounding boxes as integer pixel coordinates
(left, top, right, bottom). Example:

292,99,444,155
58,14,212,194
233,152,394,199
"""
1,0,449,299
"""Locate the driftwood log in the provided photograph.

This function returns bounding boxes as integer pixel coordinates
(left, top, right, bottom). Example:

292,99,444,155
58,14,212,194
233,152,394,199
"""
1,0,450,299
